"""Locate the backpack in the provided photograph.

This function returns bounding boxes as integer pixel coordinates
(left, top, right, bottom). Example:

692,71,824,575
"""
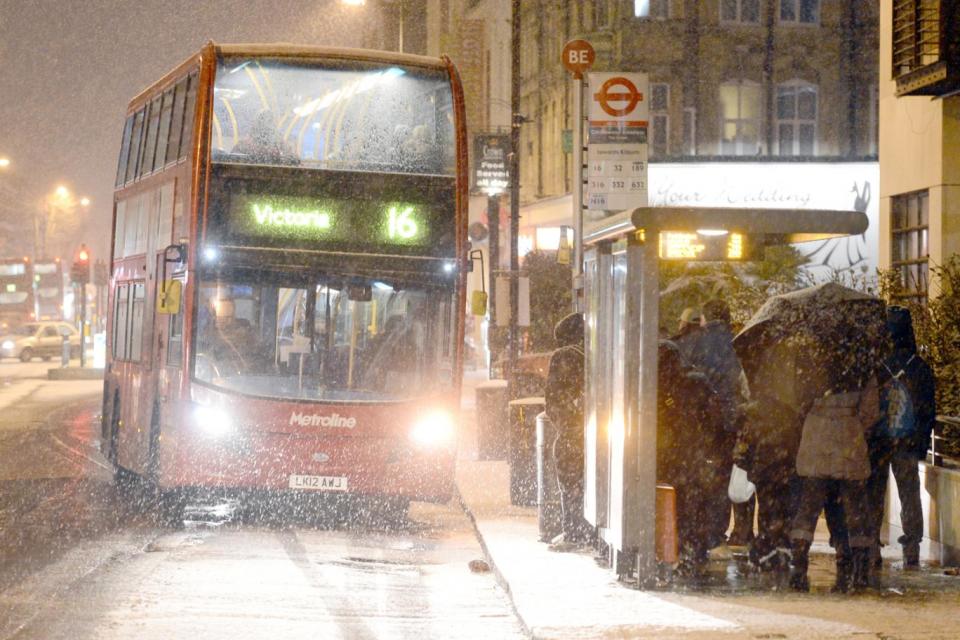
881,357,917,439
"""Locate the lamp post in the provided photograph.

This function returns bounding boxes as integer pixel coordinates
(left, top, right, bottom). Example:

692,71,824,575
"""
38,185,90,260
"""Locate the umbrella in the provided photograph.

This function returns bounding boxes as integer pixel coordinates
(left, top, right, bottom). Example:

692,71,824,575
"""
733,282,886,404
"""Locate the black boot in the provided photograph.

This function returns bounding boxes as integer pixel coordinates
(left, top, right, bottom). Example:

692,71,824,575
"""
902,542,920,569
832,544,852,593
851,547,870,591
789,539,811,592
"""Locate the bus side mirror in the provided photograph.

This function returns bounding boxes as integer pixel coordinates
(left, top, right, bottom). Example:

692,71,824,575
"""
157,280,183,315
471,290,487,316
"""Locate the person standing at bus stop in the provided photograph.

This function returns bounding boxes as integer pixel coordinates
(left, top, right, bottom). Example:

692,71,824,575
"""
867,306,936,569
545,312,591,550
788,326,881,592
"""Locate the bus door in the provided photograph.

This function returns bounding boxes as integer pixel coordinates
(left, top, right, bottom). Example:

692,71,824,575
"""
154,259,185,468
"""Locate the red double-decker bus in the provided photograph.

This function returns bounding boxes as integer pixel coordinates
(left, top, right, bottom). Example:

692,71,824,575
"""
103,43,467,512
32,258,64,321
0,257,34,331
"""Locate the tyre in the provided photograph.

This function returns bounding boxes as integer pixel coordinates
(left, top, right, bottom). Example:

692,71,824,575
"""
147,403,162,483
155,488,188,528
19,348,33,362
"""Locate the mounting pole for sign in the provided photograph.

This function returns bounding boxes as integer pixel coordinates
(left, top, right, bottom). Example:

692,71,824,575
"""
572,75,584,308
508,0,520,399
561,39,594,311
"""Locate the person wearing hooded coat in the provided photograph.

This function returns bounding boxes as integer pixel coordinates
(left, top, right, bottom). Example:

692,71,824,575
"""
545,312,591,545
657,340,728,573
866,306,936,568
788,326,881,592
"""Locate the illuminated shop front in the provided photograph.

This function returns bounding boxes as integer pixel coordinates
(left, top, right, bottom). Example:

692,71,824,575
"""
514,161,879,278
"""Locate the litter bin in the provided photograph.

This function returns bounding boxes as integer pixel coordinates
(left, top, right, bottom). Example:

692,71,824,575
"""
508,396,544,507
475,380,509,460
536,411,562,542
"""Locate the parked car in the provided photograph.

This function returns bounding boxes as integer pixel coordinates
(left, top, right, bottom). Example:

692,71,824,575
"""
0,322,80,362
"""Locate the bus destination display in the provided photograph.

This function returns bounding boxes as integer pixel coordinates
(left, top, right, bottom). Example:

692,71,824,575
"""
228,194,434,247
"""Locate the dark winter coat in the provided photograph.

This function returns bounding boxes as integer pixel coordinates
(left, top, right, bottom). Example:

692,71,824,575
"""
795,377,880,481
545,313,584,434
733,394,804,483
657,342,727,486
879,307,937,458
675,320,744,432
657,341,730,549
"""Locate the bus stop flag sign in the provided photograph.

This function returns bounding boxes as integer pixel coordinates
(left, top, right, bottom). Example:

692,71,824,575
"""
562,40,595,79
587,71,649,212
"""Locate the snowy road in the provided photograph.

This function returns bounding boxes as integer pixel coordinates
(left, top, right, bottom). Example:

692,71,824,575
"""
0,364,525,639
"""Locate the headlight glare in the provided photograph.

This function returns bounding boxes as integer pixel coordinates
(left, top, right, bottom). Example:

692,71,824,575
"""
409,410,456,448
1,340,13,350
192,404,232,437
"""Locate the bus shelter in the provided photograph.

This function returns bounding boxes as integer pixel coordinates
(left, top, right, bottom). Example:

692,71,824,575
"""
581,206,868,585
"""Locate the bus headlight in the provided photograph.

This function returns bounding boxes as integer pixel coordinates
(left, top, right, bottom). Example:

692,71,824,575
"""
192,404,232,437
409,410,455,448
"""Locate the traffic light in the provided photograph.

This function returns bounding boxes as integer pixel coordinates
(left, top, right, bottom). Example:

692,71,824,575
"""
71,245,91,284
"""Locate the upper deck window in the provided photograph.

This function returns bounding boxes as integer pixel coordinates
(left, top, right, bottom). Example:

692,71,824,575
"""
211,57,455,176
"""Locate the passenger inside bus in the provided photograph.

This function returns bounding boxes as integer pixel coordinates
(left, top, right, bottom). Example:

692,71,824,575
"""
360,314,417,392
231,111,299,165
203,298,270,376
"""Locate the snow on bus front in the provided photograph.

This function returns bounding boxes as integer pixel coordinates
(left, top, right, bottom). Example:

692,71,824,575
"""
177,379,458,500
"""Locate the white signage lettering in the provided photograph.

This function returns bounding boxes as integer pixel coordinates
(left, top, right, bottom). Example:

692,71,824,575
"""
289,411,357,429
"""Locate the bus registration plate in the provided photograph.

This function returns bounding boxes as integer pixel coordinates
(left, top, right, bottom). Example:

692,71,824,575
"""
289,475,348,492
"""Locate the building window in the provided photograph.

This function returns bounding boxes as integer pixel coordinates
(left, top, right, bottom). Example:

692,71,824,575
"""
593,0,611,29
776,81,817,156
891,190,930,299
892,0,944,76
650,83,669,157
682,107,696,155
868,83,878,155
635,0,670,19
780,0,819,24
721,0,760,24
719,80,762,155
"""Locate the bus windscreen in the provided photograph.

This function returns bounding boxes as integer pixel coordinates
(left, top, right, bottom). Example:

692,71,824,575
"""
210,57,455,176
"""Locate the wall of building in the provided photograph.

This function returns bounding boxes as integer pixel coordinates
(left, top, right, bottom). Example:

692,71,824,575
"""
510,0,880,208
878,1,960,280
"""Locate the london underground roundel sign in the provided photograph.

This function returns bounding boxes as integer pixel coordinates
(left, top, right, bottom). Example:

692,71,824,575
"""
562,39,595,79
594,76,643,118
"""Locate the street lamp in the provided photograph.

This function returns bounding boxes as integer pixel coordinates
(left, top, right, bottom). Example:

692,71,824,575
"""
340,0,404,52
0,157,10,169
37,185,90,260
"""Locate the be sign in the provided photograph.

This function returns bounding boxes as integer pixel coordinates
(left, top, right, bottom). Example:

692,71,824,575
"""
562,39,595,79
